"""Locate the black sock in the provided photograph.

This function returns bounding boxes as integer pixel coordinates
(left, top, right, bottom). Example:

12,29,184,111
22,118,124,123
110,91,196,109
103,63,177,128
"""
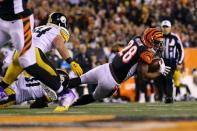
0,81,9,89
72,94,95,106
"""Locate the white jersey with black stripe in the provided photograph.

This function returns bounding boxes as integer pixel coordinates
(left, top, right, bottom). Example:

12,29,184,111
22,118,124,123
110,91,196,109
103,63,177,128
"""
10,73,45,104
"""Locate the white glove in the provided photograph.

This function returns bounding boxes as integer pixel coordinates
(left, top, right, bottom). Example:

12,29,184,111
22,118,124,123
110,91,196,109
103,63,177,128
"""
159,58,171,76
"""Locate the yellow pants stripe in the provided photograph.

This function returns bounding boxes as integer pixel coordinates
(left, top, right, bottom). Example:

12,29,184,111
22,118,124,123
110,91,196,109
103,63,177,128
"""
35,48,57,76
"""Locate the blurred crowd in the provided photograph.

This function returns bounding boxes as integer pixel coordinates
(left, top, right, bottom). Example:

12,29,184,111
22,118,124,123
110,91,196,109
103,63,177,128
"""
0,0,196,103
26,0,197,68
1,0,196,73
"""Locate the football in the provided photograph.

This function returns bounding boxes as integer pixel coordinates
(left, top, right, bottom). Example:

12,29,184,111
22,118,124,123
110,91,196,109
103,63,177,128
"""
148,58,161,72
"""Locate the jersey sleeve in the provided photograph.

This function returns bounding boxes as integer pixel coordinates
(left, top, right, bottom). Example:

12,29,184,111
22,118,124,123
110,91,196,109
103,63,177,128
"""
140,50,154,64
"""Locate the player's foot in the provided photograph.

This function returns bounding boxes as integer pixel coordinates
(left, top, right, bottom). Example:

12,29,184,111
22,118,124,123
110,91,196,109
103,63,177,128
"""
30,97,49,108
0,87,16,108
54,105,69,112
0,87,8,102
165,97,173,104
42,84,57,101
139,93,146,103
0,98,16,109
150,93,155,103
54,89,76,112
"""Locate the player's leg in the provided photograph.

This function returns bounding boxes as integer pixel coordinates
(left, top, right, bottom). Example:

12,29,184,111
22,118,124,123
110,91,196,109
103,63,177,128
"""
0,23,13,100
149,80,155,103
68,64,106,88
72,64,118,106
0,51,23,101
69,64,111,106
165,73,174,103
0,18,11,47
154,75,165,101
138,79,147,103
0,30,10,47
1,52,23,87
181,84,191,95
25,48,64,93
9,15,36,68
61,65,103,107
175,86,180,96
0,15,35,99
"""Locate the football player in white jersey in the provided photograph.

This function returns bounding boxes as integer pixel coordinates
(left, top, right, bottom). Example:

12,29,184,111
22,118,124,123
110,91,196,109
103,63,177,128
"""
68,28,171,106
0,69,72,109
0,13,82,111
0,72,56,109
0,51,74,109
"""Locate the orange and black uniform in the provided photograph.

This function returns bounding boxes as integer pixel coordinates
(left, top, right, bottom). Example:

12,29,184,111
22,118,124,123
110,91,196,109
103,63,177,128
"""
110,36,154,84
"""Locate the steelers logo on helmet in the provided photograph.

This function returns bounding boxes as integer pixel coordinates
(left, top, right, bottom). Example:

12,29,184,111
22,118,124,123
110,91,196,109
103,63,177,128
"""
60,16,66,24
47,12,70,42
47,12,67,28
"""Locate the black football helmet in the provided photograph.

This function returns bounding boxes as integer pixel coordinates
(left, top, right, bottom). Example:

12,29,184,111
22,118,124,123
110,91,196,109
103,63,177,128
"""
48,12,67,28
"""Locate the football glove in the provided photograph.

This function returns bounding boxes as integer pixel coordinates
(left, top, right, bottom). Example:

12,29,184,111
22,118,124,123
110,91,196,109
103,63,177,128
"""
159,58,171,76
70,61,83,76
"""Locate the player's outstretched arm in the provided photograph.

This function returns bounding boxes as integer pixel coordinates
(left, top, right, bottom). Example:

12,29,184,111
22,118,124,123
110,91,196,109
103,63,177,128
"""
52,35,83,76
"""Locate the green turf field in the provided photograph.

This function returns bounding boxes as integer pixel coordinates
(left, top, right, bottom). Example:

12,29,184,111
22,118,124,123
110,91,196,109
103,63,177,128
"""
0,101,197,117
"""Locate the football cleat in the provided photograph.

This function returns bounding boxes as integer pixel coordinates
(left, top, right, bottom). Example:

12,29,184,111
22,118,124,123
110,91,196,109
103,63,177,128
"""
53,89,76,112
30,97,48,109
42,84,58,102
165,97,174,104
53,105,69,112
0,89,16,109
0,87,10,102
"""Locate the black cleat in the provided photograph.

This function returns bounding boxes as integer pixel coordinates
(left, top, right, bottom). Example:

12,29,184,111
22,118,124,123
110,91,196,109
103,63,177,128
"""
165,97,174,104
30,97,48,108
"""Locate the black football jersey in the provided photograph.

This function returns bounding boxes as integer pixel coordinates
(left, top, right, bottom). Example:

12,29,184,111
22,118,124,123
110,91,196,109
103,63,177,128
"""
110,36,154,83
0,0,31,20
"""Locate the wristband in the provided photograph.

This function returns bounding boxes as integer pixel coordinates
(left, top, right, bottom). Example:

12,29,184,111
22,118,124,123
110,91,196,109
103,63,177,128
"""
65,57,73,64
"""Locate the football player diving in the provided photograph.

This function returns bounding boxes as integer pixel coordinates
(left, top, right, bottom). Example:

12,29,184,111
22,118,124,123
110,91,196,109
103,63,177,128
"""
67,28,171,107
0,69,70,109
0,13,82,111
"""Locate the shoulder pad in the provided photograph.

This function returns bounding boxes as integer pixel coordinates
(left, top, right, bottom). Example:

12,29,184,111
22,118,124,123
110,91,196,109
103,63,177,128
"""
140,50,154,64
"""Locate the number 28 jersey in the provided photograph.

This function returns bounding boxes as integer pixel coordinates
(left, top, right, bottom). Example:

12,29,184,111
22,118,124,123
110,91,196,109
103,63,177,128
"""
110,36,154,83
33,25,61,53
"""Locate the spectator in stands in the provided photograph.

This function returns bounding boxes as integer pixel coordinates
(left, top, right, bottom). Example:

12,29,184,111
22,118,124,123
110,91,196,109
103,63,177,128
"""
74,44,94,96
